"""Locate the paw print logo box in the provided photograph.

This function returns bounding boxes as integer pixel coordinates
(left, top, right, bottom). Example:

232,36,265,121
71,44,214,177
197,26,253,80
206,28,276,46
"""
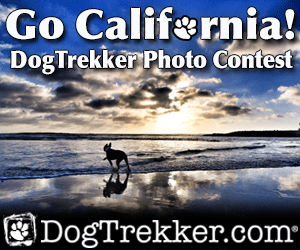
3,213,37,246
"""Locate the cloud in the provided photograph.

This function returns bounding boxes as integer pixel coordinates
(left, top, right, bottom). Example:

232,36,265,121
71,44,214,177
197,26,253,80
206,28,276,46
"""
174,87,213,105
0,43,17,63
256,107,272,112
85,98,119,109
197,32,219,48
0,74,97,119
112,113,148,124
0,48,256,132
0,3,15,24
197,92,253,119
0,58,10,64
119,80,173,110
0,44,14,49
0,62,254,132
196,77,222,84
275,84,300,106
287,112,297,117
53,84,91,100
0,108,42,126
199,105,252,119
200,112,224,119
260,114,285,120
0,75,52,109
221,105,252,116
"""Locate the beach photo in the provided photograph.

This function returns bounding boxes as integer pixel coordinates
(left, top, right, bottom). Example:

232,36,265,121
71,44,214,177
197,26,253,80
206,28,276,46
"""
1,0,300,248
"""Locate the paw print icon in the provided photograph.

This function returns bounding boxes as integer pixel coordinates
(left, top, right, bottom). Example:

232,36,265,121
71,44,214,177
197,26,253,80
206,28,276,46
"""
173,16,198,40
3,213,37,246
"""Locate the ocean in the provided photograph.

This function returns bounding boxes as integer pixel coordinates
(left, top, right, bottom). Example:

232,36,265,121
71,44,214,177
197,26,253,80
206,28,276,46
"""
1,133,300,180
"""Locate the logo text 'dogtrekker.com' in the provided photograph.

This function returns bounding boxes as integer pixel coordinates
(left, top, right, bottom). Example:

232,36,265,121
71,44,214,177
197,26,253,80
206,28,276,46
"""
3,214,299,248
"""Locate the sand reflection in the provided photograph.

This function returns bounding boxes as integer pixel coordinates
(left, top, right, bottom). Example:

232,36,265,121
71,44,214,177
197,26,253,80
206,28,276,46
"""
1,167,300,217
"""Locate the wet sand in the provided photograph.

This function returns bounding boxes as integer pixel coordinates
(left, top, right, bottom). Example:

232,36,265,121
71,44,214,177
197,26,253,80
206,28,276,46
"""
1,167,300,249
0,167,300,220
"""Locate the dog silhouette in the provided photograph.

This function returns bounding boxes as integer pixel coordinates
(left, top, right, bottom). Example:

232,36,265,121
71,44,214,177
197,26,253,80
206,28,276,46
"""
103,172,130,198
103,142,131,172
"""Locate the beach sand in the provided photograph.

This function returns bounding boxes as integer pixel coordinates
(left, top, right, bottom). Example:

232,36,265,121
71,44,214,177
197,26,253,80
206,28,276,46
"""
1,167,300,248
1,167,300,218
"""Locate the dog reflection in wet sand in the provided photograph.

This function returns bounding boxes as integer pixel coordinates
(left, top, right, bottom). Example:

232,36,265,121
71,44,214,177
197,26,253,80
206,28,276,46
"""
103,172,130,198
103,142,131,172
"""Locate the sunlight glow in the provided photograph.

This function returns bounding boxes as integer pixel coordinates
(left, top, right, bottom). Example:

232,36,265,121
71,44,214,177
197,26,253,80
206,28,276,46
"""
154,112,187,133
140,100,157,106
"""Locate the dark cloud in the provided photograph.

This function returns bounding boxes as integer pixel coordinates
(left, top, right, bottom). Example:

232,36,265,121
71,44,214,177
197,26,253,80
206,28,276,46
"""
168,73,180,83
0,76,97,116
217,93,236,99
0,80,45,98
0,110,41,125
120,81,173,109
0,55,256,131
199,105,252,119
0,77,50,109
175,87,213,105
53,84,90,99
129,68,188,87
120,82,214,112
85,98,119,109
221,105,252,116
156,70,190,86
200,113,224,119
112,115,145,124
205,101,224,109
159,71,186,85
201,98,253,119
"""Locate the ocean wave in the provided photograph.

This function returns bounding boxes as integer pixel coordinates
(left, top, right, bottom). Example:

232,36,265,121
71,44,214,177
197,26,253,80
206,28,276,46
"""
131,156,171,165
175,145,266,155
285,162,300,167
5,166,106,173
1,166,109,180
1,158,299,181
0,133,220,142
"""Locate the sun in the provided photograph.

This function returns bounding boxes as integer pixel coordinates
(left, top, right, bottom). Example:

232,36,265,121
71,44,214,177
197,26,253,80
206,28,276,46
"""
154,112,187,134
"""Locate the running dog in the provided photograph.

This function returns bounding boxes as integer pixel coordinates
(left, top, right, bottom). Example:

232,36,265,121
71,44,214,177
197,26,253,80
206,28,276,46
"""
103,143,131,171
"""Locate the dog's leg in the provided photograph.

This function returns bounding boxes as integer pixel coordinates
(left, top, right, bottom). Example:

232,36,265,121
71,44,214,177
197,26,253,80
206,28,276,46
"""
116,158,121,171
108,159,117,172
124,172,130,187
124,155,131,172
108,172,114,182
116,173,120,184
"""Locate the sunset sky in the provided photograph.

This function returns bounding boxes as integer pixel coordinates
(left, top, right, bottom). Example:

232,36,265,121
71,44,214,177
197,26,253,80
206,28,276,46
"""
1,0,300,134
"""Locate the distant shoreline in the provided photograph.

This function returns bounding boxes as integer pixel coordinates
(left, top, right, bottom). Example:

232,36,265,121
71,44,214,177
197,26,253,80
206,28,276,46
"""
205,130,300,137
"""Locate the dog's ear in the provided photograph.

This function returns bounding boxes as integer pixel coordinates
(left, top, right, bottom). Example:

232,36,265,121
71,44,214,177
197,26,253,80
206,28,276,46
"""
109,142,111,147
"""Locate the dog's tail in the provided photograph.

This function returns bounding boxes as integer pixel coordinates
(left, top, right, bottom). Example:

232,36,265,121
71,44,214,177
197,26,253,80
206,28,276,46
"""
103,157,107,160
124,155,131,171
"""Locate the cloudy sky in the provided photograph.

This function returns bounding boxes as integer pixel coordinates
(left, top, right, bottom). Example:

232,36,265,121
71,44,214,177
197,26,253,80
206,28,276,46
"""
1,0,300,134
